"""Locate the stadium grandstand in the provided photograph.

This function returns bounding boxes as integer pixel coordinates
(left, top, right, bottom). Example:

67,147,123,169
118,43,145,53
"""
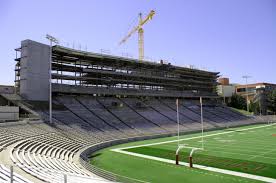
0,39,274,183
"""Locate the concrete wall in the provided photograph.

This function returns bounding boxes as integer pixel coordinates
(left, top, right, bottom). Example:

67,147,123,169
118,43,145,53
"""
217,85,236,97
0,106,19,121
0,85,15,94
20,40,50,101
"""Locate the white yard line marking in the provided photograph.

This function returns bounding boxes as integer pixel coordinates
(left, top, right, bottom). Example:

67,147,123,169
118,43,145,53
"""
158,143,276,160
111,123,276,183
111,148,276,183
248,148,276,160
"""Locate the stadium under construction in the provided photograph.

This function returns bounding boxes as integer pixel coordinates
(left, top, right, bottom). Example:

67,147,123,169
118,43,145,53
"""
0,39,274,183
14,39,219,100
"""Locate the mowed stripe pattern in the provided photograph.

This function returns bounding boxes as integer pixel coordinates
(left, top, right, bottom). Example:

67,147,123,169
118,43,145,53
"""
120,124,276,179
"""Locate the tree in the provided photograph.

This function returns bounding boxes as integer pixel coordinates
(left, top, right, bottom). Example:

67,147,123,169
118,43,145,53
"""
228,94,247,110
267,90,276,114
249,101,260,114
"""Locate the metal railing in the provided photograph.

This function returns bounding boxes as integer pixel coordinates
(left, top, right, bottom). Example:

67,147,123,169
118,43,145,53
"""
0,163,117,183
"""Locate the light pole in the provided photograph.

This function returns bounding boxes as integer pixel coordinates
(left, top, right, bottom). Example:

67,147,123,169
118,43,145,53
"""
200,97,204,150
242,75,251,113
176,99,180,148
46,34,59,124
222,85,226,104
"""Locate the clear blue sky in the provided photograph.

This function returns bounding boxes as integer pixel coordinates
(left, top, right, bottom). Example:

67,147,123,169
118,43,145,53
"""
0,0,275,85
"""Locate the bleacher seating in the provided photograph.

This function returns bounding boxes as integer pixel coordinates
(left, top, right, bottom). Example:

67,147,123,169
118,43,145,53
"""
10,133,92,182
77,96,141,136
0,95,254,182
97,97,166,134
120,98,177,132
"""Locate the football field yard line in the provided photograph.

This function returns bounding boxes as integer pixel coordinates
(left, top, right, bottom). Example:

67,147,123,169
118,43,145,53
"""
180,141,276,155
124,141,276,161
159,142,274,152
248,148,276,160
157,143,276,160
157,140,275,152
203,143,276,155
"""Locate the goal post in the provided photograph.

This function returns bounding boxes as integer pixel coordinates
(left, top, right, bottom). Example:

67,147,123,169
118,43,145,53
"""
175,146,203,167
189,148,202,168
175,145,185,165
175,97,205,167
200,97,204,150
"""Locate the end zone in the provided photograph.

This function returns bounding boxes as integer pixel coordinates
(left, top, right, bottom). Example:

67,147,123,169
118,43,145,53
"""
111,123,276,183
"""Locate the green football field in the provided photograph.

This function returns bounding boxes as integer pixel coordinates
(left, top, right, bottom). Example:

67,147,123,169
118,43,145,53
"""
90,123,276,183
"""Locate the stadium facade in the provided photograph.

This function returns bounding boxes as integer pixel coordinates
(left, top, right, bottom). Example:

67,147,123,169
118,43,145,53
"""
15,39,219,101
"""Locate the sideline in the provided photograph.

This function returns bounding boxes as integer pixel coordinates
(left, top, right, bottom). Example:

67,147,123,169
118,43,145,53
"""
111,123,276,183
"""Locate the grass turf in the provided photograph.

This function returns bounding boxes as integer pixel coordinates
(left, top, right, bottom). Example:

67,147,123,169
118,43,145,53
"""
90,124,276,183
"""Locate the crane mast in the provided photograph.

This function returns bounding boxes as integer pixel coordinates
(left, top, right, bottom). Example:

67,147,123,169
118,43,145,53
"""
119,10,155,62
138,13,144,61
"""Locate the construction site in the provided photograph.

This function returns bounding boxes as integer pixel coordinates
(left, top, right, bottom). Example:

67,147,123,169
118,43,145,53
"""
14,39,219,101
0,5,275,183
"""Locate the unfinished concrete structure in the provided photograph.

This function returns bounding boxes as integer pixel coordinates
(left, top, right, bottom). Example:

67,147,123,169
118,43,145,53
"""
15,40,219,101
0,40,270,182
0,39,269,182
15,40,50,101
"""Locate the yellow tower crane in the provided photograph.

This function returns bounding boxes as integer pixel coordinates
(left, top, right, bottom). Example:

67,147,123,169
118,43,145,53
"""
119,10,155,61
